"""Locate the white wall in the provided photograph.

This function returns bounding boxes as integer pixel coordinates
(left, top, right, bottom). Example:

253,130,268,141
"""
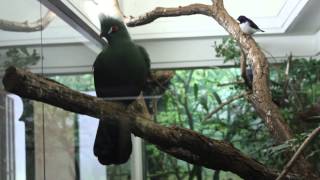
2,31,320,74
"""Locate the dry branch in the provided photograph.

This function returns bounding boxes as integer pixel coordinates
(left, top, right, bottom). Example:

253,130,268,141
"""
2,66,297,180
276,126,320,180
204,92,249,121
126,4,212,27
0,11,56,32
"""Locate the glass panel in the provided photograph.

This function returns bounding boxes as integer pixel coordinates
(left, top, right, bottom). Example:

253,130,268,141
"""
0,0,43,180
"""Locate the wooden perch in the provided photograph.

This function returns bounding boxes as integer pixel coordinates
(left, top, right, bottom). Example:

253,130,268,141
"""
0,11,55,32
3,66,298,180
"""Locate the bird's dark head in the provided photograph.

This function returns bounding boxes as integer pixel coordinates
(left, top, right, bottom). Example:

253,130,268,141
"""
99,14,130,42
237,15,247,23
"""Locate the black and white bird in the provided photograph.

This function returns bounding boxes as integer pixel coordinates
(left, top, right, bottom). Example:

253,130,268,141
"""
237,15,264,35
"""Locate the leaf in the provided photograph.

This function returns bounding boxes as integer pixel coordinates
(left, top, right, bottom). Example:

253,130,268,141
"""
193,83,199,100
199,95,208,112
212,91,222,105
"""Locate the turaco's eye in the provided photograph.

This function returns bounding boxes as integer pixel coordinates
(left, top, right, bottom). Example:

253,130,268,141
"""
107,25,119,34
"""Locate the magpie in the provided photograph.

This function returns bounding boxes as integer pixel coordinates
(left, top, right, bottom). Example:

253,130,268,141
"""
237,15,264,35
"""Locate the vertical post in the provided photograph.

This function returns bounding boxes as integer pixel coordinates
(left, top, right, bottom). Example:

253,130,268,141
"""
131,136,144,180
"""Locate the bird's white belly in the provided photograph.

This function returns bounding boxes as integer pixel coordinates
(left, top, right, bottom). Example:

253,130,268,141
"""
240,22,257,34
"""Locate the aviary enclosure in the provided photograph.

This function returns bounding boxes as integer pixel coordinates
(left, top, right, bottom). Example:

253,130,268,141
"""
0,0,319,180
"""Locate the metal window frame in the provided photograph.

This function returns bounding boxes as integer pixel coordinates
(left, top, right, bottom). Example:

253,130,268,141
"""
40,0,107,48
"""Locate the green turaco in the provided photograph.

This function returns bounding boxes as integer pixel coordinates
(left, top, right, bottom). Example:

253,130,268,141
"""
93,14,150,165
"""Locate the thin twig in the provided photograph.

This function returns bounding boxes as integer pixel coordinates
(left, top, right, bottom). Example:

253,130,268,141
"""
283,53,292,97
217,80,244,87
203,92,249,121
276,126,320,180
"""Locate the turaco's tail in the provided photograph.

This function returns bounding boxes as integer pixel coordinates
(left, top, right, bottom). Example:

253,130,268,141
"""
93,117,132,165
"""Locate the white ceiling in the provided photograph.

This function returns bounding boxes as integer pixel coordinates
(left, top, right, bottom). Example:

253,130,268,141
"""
286,0,320,34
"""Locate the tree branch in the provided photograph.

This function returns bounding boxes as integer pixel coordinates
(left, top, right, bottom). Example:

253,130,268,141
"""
217,81,244,87
126,4,212,27
276,126,320,180
204,92,249,122
0,11,56,32
3,66,298,180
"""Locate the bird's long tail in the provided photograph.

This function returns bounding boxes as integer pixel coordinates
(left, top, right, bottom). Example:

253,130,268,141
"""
93,117,132,165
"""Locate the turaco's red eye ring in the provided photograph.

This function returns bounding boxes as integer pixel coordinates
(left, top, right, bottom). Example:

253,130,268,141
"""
107,25,119,34
112,26,119,32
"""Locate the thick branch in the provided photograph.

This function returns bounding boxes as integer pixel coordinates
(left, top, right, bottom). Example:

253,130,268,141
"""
2,66,296,180
0,11,56,32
